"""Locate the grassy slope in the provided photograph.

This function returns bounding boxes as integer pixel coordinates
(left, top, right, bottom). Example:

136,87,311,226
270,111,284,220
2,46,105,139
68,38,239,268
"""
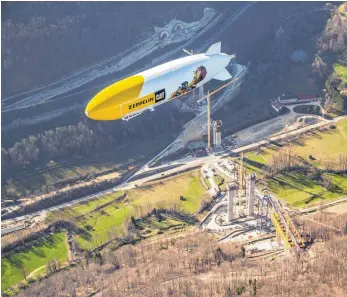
128,171,206,213
45,192,123,224
337,115,347,135
76,171,206,250
266,171,342,206
290,127,347,169
326,64,347,113
1,231,68,292
334,64,347,84
70,191,123,216
240,119,347,207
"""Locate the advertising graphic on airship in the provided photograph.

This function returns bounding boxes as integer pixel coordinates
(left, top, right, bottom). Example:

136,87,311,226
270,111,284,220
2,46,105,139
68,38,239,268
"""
85,42,234,121
169,65,207,100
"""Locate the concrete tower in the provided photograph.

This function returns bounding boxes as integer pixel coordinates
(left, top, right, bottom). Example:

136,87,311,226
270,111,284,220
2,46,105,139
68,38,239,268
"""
247,173,256,216
213,120,223,148
227,184,237,222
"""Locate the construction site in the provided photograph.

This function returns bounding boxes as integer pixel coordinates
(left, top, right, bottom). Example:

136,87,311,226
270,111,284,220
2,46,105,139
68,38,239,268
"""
199,153,306,259
155,78,312,259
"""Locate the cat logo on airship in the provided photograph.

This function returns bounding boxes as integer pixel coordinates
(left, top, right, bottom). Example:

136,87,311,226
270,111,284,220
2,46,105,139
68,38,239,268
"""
155,89,166,103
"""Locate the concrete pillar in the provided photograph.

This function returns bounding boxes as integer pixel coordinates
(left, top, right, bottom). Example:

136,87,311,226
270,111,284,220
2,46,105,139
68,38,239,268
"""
213,120,222,148
247,173,256,216
228,185,237,222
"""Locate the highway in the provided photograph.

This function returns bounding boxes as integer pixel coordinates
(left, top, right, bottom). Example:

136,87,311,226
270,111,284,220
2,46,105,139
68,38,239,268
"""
1,224,26,236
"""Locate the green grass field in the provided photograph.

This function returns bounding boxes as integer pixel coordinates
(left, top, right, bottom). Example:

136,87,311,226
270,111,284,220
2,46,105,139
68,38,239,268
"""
246,120,347,171
76,202,132,250
137,215,185,238
75,171,207,250
290,126,347,169
213,174,228,191
334,63,347,84
71,191,123,217
204,177,211,189
337,117,347,135
1,231,68,292
264,171,344,207
128,171,206,214
239,119,347,207
46,192,124,224
213,175,224,186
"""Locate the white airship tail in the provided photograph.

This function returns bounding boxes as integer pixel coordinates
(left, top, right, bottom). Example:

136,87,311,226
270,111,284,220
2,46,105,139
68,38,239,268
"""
206,42,233,81
205,42,221,55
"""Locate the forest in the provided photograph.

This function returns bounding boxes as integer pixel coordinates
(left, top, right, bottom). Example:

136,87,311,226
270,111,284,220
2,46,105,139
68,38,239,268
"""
2,2,205,96
312,4,347,112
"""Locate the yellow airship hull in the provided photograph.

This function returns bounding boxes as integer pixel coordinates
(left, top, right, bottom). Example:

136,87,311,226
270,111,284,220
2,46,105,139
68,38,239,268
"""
86,75,150,120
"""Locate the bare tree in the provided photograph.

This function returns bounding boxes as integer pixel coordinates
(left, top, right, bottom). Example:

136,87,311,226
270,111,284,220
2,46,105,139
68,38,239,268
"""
312,54,328,78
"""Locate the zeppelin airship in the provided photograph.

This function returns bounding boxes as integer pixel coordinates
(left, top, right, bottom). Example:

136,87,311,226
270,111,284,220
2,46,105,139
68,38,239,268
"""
85,42,234,121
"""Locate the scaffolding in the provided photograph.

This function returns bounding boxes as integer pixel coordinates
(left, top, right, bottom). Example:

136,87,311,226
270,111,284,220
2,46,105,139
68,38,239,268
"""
256,195,271,230
269,196,305,251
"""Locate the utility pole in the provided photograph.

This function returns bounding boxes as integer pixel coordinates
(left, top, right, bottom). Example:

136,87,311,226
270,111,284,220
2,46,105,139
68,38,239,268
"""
207,91,211,150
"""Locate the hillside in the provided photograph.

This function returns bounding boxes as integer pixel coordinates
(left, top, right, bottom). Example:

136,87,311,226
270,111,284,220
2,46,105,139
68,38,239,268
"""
2,117,347,296
1,2,210,97
13,231,347,297
315,3,347,114
2,3,347,297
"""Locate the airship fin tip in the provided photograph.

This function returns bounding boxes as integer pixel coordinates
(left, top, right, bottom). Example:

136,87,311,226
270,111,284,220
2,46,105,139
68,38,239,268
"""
206,42,221,55
213,68,232,81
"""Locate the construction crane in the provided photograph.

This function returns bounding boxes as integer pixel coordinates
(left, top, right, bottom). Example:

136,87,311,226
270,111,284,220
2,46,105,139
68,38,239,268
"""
196,78,239,151
207,91,211,150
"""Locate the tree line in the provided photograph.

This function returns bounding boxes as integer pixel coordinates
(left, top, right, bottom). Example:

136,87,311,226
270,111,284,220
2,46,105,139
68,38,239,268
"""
2,122,100,172
2,108,188,177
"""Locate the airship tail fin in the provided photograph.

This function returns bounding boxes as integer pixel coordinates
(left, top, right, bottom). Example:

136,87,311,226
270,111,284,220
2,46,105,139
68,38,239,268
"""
213,68,232,81
205,42,221,55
